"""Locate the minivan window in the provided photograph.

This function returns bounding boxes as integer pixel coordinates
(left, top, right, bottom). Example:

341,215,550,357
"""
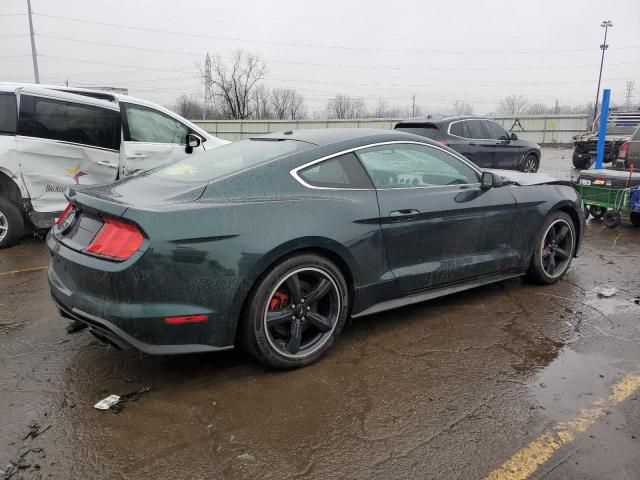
0,94,17,134
466,120,486,139
124,103,188,144
483,120,510,140
18,95,120,150
155,139,312,182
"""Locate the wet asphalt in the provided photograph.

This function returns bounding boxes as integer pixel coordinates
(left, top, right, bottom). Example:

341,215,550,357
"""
1,147,639,480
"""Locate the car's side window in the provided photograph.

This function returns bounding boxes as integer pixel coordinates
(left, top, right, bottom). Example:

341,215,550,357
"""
357,144,479,188
483,120,510,140
0,94,17,134
466,120,486,139
18,95,120,150
449,121,470,138
298,152,373,189
124,103,188,144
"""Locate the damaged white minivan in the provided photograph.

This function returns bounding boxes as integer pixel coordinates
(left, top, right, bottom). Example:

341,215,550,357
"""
0,83,228,248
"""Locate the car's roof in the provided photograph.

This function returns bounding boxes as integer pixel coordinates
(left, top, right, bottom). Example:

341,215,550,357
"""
396,115,492,126
0,82,213,139
253,128,424,146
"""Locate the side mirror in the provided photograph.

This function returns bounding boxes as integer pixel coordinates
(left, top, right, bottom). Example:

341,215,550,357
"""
510,132,518,141
481,172,503,189
481,171,494,189
185,133,202,154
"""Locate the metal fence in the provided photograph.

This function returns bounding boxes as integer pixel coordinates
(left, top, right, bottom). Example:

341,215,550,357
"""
193,115,589,144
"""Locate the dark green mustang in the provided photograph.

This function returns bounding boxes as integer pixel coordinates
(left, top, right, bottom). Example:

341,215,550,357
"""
48,129,584,368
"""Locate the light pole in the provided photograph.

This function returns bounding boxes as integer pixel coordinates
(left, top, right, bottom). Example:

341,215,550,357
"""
26,0,39,83
592,20,613,127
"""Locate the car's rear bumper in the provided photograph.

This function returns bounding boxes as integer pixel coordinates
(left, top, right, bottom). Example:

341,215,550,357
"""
53,295,231,355
47,232,241,354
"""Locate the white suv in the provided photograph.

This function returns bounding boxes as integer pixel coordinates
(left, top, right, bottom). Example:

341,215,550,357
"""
0,83,227,248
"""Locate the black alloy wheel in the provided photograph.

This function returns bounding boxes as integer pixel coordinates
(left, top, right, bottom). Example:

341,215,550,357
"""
526,211,576,285
540,219,574,278
264,267,340,358
240,254,349,369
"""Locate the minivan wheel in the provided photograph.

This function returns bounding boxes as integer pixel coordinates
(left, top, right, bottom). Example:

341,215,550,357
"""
589,205,606,219
572,151,592,169
0,198,24,249
525,211,576,285
240,253,349,369
521,154,539,173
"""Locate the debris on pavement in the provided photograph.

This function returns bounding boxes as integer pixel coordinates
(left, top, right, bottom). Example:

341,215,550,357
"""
237,453,256,461
23,421,50,440
94,386,152,413
94,395,121,411
594,286,617,298
2,448,45,480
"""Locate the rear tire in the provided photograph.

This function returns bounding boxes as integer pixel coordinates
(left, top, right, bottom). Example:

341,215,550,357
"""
603,211,621,229
572,150,592,169
630,212,640,227
525,211,576,285
0,198,24,249
239,253,349,369
520,154,539,173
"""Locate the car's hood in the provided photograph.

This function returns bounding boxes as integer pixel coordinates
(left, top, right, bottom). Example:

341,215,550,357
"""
485,169,568,186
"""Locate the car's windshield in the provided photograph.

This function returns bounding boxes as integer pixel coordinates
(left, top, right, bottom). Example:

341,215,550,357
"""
153,138,312,182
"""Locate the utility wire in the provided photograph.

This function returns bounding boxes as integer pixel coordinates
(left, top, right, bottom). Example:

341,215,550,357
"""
32,13,640,55
38,54,636,88
34,34,640,72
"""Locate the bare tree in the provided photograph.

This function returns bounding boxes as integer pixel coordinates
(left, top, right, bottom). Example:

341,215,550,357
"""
526,102,548,115
452,100,474,116
288,90,305,119
172,95,204,119
326,94,367,119
269,88,306,120
497,94,529,116
253,85,272,119
201,49,266,119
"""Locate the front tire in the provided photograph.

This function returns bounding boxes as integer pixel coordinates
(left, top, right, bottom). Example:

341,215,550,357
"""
526,211,576,285
520,154,539,173
630,212,640,227
239,253,349,369
0,198,24,249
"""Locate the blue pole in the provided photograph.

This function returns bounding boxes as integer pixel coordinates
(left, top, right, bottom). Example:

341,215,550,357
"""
594,88,611,169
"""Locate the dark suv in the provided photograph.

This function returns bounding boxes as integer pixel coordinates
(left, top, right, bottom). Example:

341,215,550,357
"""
394,116,541,172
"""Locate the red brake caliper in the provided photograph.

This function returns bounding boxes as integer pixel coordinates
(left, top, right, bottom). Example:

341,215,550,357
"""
269,291,289,311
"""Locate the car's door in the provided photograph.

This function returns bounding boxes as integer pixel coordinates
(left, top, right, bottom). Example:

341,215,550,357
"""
464,119,496,167
15,89,121,214
120,102,205,176
356,142,517,293
482,120,523,169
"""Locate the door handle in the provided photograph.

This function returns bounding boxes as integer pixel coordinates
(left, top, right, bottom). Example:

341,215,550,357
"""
389,209,420,217
126,153,148,159
97,160,118,168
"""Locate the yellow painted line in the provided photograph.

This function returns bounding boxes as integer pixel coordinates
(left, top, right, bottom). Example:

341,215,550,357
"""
485,374,640,480
0,265,48,276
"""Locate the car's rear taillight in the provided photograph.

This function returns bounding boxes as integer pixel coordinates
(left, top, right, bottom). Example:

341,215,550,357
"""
56,203,74,225
84,218,144,261
617,141,630,160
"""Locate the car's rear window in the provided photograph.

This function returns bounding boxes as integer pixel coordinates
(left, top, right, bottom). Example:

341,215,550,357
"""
154,138,312,182
394,123,440,139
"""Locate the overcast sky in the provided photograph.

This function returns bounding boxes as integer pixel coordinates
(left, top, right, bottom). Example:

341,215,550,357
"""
1,0,639,114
